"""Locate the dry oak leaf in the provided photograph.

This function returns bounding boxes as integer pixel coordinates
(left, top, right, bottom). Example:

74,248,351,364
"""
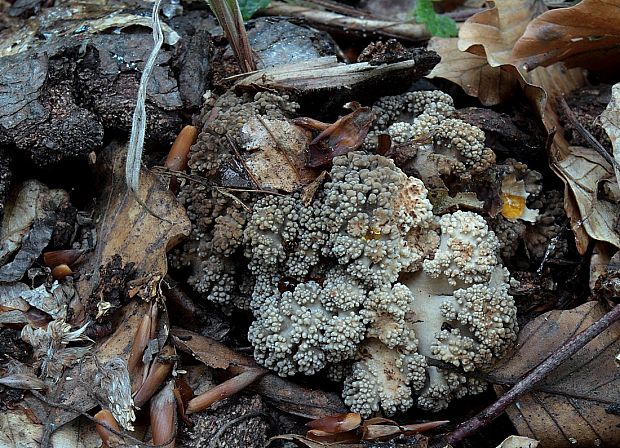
512,0,620,77
488,301,620,447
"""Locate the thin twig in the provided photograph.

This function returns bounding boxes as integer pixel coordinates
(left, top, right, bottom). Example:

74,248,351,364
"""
558,96,620,172
433,304,620,447
151,166,287,197
226,134,261,188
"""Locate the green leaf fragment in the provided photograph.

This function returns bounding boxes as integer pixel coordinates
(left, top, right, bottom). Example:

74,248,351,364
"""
238,0,271,20
414,0,458,38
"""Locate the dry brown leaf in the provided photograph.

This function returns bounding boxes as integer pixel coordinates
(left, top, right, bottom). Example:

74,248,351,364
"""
21,142,189,438
553,147,620,249
430,0,601,251
427,37,521,106
299,105,375,168
72,142,190,322
457,0,546,66
0,411,103,448
171,328,347,419
601,82,620,180
512,0,620,76
239,116,317,192
488,301,620,447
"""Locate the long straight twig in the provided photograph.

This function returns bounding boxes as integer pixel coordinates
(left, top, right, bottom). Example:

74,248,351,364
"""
433,304,620,447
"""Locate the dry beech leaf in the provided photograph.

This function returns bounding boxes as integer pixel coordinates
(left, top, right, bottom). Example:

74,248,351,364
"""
601,82,620,181
171,328,347,419
427,37,521,106
512,0,620,76
457,0,547,66
22,142,188,435
488,301,620,447
433,0,595,250
443,0,586,161
553,147,620,250
496,435,539,448
238,116,317,192
0,411,103,448
73,142,190,322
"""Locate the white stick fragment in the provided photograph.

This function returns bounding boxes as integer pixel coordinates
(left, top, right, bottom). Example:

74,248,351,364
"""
126,0,164,194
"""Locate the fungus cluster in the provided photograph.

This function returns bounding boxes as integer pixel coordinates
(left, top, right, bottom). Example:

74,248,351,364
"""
173,91,300,310
244,151,518,415
365,90,495,182
175,89,523,415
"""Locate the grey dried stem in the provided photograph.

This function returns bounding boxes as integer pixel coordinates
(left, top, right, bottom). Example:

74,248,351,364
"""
125,0,254,218
126,0,164,196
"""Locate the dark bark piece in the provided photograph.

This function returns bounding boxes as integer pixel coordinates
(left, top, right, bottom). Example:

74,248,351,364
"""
0,46,105,166
174,30,213,110
75,33,183,143
247,18,336,69
211,17,337,91
8,0,44,18
0,27,185,166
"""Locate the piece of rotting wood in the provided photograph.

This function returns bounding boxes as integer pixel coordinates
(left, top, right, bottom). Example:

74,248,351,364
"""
235,54,439,110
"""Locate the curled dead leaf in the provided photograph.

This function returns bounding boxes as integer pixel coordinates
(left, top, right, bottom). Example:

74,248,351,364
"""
512,0,620,76
553,147,620,251
296,105,375,168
